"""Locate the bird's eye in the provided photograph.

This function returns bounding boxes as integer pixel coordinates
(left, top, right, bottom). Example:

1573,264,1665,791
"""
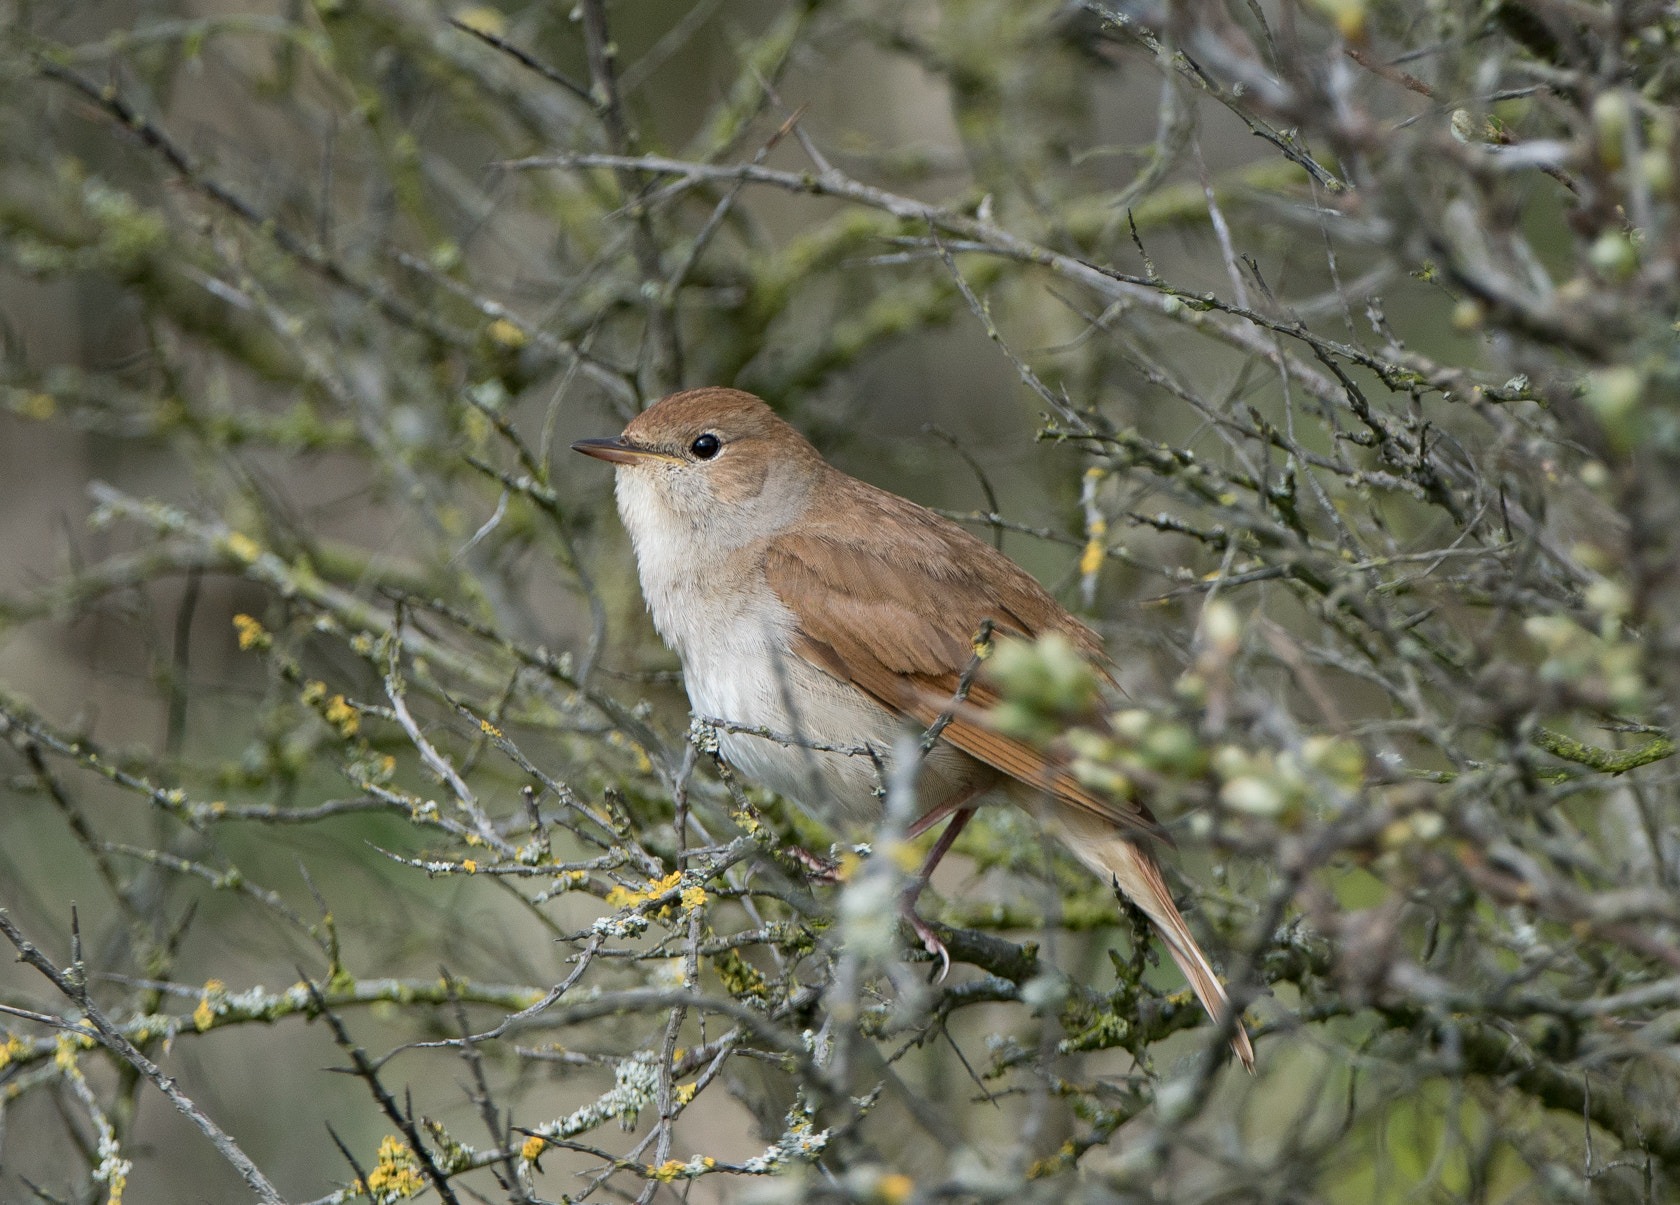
690,433,721,460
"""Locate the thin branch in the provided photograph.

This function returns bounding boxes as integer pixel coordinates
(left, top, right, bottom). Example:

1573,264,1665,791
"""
0,907,289,1205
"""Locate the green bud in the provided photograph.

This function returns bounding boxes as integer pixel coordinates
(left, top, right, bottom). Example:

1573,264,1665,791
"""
1583,366,1644,449
1111,709,1151,741
1583,579,1629,618
1593,92,1631,168
1302,735,1365,790
1142,723,1202,774
1588,232,1638,281
1065,728,1114,761
1640,149,1674,196
1220,776,1284,816
990,633,1085,705
1451,299,1485,331
1212,745,1252,780
1522,615,1580,654
1200,599,1241,657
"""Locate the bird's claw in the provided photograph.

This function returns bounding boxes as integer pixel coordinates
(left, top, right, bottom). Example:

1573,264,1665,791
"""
785,845,842,884
904,905,951,983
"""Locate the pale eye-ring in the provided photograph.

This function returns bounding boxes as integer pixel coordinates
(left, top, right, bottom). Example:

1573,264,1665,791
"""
690,433,721,459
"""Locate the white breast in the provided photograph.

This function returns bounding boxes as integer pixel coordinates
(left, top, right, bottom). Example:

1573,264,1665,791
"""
613,468,991,833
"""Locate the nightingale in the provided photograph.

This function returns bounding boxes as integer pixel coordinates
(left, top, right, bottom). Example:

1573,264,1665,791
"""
574,386,1254,1070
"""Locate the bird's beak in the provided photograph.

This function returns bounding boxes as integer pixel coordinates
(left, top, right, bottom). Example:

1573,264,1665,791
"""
570,436,679,465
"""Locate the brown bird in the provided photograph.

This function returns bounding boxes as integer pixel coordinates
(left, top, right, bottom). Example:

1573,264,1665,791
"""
574,387,1254,1070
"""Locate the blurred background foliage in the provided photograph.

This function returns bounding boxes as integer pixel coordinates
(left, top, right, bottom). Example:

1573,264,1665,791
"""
3,0,1680,1202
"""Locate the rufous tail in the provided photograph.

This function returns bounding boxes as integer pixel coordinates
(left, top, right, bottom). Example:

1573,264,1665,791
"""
1051,803,1255,1072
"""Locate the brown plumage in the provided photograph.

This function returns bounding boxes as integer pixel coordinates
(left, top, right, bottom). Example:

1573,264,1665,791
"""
576,387,1254,1070
764,495,1151,838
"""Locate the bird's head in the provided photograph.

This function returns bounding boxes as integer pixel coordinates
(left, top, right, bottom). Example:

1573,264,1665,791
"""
572,387,823,546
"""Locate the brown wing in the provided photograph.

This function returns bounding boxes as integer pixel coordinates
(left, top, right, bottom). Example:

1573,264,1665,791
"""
763,469,1157,837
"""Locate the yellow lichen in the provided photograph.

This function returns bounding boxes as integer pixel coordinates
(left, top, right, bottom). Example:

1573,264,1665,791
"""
223,532,260,564
232,613,268,651
711,949,769,1000
886,841,922,874
323,694,359,736
454,6,506,36
650,1159,688,1182
461,859,477,873
607,871,684,910
521,1134,546,1161
1079,536,1105,577
487,318,526,347
193,979,226,1032
680,885,708,911
1026,1153,1066,1179
461,409,491,448
0,1031,27,1068
877,1172,914,1204
366,1135,425,1200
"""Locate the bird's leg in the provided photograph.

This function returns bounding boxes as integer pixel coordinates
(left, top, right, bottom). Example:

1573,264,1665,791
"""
904,806,975,909
902,808,974,981
906,791,971,840
785,785,977,888
900,796,981,981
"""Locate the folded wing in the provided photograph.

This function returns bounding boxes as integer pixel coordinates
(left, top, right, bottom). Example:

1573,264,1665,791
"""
762,470,1155,838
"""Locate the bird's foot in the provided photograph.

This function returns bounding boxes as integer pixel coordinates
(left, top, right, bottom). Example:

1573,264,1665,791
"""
902,901,951,983
785,845,842,885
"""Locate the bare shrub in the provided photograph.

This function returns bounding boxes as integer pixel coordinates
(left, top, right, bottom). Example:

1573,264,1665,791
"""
3,1,1680,1201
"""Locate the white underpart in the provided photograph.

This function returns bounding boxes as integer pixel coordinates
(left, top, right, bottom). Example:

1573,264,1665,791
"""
613,464,980,830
